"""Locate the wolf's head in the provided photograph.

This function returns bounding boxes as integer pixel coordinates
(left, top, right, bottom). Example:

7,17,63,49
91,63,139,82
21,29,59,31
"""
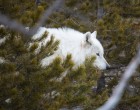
84,31,110,70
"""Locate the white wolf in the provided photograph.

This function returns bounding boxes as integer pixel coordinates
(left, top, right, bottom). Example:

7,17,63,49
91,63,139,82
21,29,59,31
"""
33,27,110,70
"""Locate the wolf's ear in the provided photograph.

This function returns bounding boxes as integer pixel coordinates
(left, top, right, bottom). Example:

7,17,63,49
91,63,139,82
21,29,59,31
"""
85,32,92,45
91,31,97,39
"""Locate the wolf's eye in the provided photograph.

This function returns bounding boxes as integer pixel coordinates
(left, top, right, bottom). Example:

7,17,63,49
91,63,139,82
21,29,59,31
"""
96,53,100,56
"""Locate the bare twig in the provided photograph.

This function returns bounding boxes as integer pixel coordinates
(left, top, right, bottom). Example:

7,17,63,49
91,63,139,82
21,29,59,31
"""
0,13,30,36
31,0,64,35
97,48,140,110
0,0,64,39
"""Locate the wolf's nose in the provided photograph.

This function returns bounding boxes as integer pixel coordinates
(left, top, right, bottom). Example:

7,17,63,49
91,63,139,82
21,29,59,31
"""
106,64,111,70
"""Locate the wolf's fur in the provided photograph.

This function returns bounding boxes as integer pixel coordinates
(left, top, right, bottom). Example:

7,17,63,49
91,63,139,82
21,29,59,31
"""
33,27,110,70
